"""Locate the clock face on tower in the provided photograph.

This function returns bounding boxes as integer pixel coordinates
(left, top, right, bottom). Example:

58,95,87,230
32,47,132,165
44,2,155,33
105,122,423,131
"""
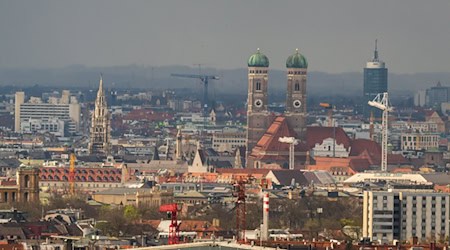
293,100,302,108
255,99,263,108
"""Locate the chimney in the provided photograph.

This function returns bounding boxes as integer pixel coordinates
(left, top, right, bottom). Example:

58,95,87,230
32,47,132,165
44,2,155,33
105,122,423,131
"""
261,192,269,241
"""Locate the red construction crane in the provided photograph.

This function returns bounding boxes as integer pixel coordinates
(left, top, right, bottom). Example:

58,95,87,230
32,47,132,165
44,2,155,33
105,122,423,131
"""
233,177,252,243
159,203,180,244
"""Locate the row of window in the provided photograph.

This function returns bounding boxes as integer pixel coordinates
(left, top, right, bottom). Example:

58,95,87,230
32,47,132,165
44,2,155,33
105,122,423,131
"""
212,139,246,143
402,136,439,142
249,70,268,74
40,168,120,175
41,182,120,188
287,71,306,75
254,82,302,92
41,175,121,182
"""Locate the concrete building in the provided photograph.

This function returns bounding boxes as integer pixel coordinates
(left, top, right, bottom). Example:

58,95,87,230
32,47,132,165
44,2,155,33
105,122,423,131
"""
363,190,450,243
91,188,173,207
414,90,426,107
363,40,388,118
426,82,449,108
401,132,440,151
212,130,246,153
20,118,65,136
14,91,80,135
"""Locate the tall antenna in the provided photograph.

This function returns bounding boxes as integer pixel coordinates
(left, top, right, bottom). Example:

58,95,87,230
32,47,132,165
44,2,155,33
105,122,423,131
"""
373,39,379,62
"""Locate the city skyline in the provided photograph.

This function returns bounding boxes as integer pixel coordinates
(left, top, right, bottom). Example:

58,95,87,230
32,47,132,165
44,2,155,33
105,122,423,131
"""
0,1,449,74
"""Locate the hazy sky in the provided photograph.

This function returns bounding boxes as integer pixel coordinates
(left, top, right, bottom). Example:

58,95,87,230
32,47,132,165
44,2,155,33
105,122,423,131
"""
0,0,449,73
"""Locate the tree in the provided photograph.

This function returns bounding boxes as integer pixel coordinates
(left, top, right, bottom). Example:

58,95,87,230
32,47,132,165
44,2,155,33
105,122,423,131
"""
124,205,139,221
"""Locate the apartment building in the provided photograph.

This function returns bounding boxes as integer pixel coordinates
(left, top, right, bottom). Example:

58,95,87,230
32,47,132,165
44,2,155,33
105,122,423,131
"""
401,133,440,151
363,190,450,243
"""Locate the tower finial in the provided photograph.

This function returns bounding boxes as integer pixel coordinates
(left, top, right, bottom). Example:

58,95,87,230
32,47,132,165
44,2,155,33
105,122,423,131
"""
373,39,379,61
99,74,103,90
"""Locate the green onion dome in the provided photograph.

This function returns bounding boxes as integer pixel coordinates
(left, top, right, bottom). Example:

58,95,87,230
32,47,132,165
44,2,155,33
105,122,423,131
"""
286,48,308,69
248,48,269,67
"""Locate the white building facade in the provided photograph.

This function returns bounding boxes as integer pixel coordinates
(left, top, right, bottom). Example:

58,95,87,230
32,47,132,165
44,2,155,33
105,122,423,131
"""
15,91,81,135
363,191,450,243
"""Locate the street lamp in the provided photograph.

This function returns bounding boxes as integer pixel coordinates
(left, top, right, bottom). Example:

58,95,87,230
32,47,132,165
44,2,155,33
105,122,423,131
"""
278,136,298,170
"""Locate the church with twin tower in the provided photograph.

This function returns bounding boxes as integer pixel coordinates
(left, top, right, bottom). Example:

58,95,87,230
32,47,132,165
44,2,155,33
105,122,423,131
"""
246,49,308,169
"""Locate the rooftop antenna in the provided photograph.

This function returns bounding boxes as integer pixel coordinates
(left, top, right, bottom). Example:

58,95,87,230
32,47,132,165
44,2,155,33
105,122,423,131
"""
373,39,379,62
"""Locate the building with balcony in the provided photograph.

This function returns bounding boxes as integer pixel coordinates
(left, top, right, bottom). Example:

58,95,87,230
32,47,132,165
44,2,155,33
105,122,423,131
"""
363,190,450,243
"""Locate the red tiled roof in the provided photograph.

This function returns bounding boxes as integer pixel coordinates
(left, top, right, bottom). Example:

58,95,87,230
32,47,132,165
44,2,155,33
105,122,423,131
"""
392,167,414,173
349,139,380,157
178,220,221,232
387,154,409,165
306,126,351,150
215,168,271,175
252,116,297,153
249,116,308,161
423,110,436,118
349,158,371,172
123,109,173,122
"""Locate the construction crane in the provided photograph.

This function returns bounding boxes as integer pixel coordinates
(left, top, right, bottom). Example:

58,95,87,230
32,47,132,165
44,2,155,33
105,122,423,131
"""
233,176,254,243
171,74,220,142
319,102,334,127
69,153,76,195
278,136,298,170
319,103,336,157
368,92,392,172
159,203,180,244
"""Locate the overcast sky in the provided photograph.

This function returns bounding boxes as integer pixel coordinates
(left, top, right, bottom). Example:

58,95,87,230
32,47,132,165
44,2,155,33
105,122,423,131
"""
0,0,449,73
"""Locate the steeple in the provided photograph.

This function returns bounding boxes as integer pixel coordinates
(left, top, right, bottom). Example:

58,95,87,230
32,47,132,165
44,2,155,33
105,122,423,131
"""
88,75,111,155
98,74,104,95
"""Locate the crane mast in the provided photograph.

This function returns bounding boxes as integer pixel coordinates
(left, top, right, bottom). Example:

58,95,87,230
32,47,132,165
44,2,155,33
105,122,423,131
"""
159,203,180,244
368,92,392,172
171,73,220,145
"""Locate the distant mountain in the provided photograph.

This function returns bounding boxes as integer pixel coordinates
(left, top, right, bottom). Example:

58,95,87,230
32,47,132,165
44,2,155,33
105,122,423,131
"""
0,65,449,96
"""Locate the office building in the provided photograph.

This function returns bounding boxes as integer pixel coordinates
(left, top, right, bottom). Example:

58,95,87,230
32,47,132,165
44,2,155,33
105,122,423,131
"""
400,132,440,151
425,82,449,108
363,191,450,243
14,91,80,136
363,40,388,118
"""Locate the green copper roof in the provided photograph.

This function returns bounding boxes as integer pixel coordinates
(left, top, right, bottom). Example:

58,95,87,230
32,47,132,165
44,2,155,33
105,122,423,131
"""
286,49,308,69
248,49,269,67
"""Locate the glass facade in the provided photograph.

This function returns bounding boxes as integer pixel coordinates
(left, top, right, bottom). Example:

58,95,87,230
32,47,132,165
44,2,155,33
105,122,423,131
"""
363,67,388,118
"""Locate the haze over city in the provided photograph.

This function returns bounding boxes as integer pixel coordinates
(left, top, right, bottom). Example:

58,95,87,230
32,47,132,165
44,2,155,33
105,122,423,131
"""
1,0,450,73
